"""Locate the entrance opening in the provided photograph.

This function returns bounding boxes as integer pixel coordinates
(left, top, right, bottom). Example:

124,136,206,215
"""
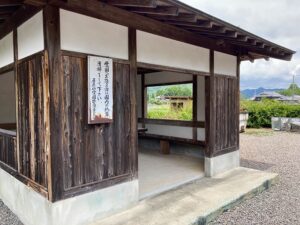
137,68,205,199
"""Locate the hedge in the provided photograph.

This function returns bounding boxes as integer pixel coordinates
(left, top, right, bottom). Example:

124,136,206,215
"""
241,99,300,128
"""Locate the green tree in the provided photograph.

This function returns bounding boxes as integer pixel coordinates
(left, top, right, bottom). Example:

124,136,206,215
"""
278,83,300,96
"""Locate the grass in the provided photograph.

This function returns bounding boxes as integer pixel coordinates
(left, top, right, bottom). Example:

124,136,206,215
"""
244,128,274,137
147,102,192,121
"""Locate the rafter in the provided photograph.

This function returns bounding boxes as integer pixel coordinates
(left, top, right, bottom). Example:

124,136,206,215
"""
150,13,198,23
166,20,213,29
0,0,23,6
23,0,47,6
105,0,157,8
128,6,179,16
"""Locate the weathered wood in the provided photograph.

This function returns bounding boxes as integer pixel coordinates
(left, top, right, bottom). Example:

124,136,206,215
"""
49,0,239,56
16,53,48,188
0,63,14,74
192,75,197,140
106,0,157,8
205,63,239,157
0,5,40,39
0,123,16,130
129,28,138,179
160,140,170,154
139,133,205,146
138,118,205,128
58,54,133,199
137,62,210,77
44,5,60,201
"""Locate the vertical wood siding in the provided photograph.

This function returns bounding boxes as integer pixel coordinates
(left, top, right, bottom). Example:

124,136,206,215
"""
17,53,48,188
61,55,132,191
0,130,17,169
213,75,239,155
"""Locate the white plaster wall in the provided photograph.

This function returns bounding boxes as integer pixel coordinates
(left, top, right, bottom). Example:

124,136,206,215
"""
145,124,193,139
137,31,209,72
145,71,193,85
0,167,139,225
60,9,128,60
18,11,44,60
0,32,14,68
0,71,16,124
137,75,142,118
214,51,237,76
205,150,240,177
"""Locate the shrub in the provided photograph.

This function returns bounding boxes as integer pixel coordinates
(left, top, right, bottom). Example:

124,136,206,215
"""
241,99,300,128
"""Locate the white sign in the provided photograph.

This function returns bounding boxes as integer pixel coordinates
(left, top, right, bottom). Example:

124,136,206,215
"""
88,56,113,124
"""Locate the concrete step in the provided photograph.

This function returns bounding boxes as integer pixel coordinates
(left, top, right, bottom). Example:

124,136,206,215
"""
92,167,278,225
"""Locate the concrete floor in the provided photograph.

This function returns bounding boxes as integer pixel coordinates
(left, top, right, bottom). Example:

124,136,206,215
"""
93,167,278,225
138,149,204,199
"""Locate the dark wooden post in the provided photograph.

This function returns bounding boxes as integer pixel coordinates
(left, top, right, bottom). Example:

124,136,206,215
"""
129,28,138,179
205,50,215,157
43,5,62,202
13,29,20,173
236,56,241,149
192,75,198,140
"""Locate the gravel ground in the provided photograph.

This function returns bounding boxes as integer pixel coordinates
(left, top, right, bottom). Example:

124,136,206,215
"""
210,131,300,225
1,131,299,225
0,201,22,225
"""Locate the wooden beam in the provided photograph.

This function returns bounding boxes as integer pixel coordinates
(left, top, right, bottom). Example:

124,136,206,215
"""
150,13,198,22
0,0,23,6
166,20,213,29
192,75,198,140
129,27,138,179
24,0,47,6
236,34,248,42
44,5,61,202
0,6,18,15
129,6,179,16
0,4,40,39
49,0,238,56
138,118,205,128
205,49,215,157
160,140,170,154
106,0,157,8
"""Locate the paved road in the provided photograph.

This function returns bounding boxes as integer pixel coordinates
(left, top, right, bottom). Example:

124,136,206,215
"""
1,131,300,225
210,131,300,225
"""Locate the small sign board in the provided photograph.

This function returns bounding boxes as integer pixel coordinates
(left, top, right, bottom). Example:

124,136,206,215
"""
88,56,113,124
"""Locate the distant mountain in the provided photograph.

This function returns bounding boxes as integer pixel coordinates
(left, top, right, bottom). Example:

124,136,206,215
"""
241,87,284,99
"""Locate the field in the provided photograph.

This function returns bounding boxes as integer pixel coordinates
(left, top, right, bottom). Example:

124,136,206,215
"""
147,102,192,121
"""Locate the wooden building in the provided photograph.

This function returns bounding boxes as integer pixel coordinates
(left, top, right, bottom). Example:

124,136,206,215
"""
0,1,295,225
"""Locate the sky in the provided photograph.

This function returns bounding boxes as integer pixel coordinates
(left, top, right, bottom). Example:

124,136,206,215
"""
181,0,300,90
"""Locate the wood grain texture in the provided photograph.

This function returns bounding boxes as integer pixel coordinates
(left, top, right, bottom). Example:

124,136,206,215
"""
17,53,48,187
59,55,133,198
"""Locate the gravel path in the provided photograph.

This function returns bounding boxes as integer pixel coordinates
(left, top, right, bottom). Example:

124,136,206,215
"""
210,131,300,225
1,131,299,225
0,201,22,225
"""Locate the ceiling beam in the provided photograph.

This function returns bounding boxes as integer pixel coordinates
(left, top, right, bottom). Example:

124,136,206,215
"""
0,4,40,39
105,0,157,8
0,0,23,6
128,6,179,16
23,0,47,6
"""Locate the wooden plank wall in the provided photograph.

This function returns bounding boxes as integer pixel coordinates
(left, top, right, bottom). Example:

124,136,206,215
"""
0,129,17,169
58,54,133,198
210,75,239,156
16,53,49,188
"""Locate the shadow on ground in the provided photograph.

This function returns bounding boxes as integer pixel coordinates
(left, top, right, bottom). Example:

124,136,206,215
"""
241,158,275,171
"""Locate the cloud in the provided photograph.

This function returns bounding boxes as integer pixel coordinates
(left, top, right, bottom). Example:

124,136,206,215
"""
180,0,300,89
